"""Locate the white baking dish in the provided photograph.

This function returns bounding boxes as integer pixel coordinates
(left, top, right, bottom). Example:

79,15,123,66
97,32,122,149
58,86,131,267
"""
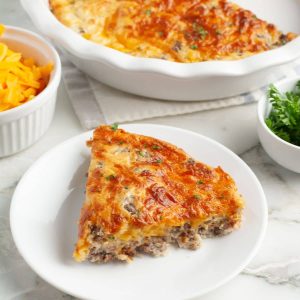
21,0,300,101
0,26,61,157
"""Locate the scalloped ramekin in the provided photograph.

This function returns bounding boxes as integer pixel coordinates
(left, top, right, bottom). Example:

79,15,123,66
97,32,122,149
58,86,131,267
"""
0,26,61,157
21,0,300,101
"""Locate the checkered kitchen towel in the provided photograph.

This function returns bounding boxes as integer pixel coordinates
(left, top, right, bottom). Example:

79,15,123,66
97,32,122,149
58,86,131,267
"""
61,56,300,130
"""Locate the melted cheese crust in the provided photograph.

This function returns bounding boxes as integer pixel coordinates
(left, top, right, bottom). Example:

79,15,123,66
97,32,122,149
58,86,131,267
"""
74,125,244,260
50,0,297,62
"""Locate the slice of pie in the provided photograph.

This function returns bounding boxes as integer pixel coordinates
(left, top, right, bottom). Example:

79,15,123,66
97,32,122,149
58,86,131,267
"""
74,125,244,263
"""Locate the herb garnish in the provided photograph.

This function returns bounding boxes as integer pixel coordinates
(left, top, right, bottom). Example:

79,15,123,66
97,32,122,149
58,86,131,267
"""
190,44,198,50
110,123,119,131
193,23,208,40
198,27,208,40
193,194,201,200
145,9,151,16
105,174,116,181
152,145,161,150
265,82,300,146
197,180,203,185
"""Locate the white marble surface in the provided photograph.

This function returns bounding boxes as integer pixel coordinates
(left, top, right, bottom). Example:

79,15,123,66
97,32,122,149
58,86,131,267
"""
1,1,300,299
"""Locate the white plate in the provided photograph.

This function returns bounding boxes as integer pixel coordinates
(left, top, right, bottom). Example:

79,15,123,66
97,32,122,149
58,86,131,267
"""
10,124,267,300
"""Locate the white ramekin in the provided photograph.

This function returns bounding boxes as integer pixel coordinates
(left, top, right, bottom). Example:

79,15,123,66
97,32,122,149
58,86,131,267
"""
257,77,300,173
0,26,61,157
21,0,300,101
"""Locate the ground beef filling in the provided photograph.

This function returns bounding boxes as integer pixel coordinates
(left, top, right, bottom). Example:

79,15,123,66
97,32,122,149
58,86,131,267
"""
87,216,237,263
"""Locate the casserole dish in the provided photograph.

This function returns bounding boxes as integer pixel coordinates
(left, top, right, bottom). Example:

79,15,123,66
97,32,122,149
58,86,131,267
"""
21,0,300,101
0,26,61,157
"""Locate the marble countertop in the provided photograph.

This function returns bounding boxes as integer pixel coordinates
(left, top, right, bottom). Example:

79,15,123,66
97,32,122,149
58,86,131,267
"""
1,1,300,299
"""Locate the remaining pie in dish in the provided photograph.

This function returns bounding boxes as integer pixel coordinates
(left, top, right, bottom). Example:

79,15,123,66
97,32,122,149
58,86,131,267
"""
49,0,297,63
73,125,244,263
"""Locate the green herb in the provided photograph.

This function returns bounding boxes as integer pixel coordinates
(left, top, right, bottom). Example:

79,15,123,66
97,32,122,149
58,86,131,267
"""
105,174,116,181
159,215,163,221
152,145,161,150
107,235,115,240
198,27,208,39
197,180,203,185
124,186,129,190
215,29,222,35
193,194,201,200
145,9,151,16
138,150,146,157
110,123,119,131
190,45,198,50
193,23,208,40
155,158,162,163
265,83,300,146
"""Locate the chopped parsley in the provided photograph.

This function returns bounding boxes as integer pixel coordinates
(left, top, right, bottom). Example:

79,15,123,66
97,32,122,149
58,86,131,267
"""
152,145,161,150
194,194,201,200
137,210,141,218
110,123,119,131
105,174,116,181
215,29,222,35
265,82,300,146
155,158,162,163
190,44,198,50
145,9,151,16
193,23,208,40
138,150,146,157
197,180,204,185
124,186,129,190
198,27,208,39
107,235,115,240
187,158,195,164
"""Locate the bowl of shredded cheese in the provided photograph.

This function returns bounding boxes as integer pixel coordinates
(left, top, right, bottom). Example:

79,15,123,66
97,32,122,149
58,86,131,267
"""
0,24,61,157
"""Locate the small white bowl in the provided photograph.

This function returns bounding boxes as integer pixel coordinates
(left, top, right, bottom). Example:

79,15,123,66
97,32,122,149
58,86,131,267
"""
257,77,300,173
0,25,61,157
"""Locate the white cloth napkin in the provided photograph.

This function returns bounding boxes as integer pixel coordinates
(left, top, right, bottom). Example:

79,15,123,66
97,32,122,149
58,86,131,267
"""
61,56,300,130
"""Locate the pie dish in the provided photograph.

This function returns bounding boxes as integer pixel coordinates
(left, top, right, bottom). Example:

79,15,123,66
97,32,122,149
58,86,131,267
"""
74,125,244,263
21,0,300,100
49,0,296,63
10,124,267,299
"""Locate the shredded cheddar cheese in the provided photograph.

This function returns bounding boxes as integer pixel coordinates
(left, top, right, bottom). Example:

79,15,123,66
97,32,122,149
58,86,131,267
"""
0,25,53,112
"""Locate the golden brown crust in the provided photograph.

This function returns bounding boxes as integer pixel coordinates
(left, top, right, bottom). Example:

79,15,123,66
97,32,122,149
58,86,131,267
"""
73,125,244,262
50,0,297,62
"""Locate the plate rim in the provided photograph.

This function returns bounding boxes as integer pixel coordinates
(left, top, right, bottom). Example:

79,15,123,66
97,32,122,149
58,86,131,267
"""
10,123,268,300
